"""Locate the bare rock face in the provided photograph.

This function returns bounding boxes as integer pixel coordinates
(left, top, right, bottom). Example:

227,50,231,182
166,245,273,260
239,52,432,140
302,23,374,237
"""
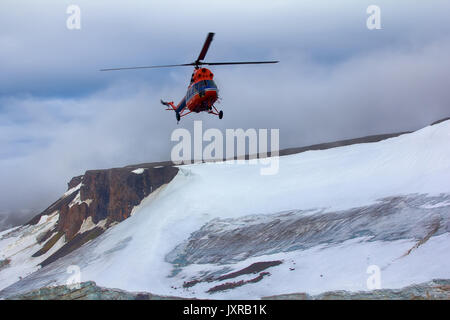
26,162,178,266
262,279,450,300
0,259,10,271
59,165,178,240
67,175,83,190
6,279,449,300
5,281,185,300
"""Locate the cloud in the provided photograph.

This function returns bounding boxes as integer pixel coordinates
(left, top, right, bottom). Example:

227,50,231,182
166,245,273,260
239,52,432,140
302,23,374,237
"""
2,0,450,96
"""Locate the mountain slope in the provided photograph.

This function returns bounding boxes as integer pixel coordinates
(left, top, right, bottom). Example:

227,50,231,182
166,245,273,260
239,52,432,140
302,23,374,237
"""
1,120,450,299
0,164,178,291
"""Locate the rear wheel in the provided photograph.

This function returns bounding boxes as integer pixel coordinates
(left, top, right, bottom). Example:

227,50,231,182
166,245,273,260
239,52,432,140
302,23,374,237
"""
219,110,223,119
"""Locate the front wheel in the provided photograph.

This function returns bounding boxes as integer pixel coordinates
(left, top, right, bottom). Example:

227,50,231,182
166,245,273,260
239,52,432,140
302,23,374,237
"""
219,110,223,119
176,112,181,122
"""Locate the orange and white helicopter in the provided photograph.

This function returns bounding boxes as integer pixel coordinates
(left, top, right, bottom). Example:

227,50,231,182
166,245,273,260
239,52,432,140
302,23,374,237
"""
101,33,278,122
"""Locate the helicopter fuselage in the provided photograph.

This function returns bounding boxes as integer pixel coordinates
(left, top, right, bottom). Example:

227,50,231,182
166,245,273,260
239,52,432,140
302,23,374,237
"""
176,68,218,114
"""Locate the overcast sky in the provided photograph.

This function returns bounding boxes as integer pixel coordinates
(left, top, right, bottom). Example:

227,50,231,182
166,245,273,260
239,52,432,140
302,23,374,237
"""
1,0,450,230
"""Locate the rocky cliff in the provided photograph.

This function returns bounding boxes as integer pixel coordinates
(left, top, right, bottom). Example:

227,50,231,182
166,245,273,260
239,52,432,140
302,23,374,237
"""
6,279,449,300
25,162,178,267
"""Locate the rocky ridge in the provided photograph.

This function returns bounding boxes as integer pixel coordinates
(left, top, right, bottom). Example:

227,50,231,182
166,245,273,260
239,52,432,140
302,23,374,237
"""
24,162,178,267
5,279,449,300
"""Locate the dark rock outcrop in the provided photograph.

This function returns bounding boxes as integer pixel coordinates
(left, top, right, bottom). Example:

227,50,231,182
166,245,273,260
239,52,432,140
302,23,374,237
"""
0,259,10,271
57,164,178,240
183,260,282,289
39,228,104,267
262,279,450,300
431,117,450,126
6,279,449,300
278,132,410,157
26,162,179,266
67,175,83,190
207,272,271,293
5,281,186,300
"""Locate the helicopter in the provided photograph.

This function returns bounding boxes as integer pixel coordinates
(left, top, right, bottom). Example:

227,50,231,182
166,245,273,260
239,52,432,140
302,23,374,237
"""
100,33,278,122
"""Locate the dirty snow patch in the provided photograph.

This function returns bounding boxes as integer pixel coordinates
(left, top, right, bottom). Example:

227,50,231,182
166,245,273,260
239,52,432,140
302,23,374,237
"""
79,217,96,234
63,183,82,197
69,192,93,208
79,217,108,234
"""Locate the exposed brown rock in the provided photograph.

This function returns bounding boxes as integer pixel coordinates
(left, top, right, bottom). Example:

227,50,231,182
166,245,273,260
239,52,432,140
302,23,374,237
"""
67,175,83,190
207,272,271,293
402,219,441,258
40,227,104,267
32,232,64,257
183,260,282,288
26,163,179,266
0,259,10,271
5,281,188,300
217,261,282,281
431,117,450,126
262,279,450,300
5,279,450,300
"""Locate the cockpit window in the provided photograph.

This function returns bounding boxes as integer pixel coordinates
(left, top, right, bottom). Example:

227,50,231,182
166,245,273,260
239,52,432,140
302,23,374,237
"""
204,80,217,89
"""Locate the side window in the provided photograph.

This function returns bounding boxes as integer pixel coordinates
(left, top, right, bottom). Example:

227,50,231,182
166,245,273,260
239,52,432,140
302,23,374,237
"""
207,80,216,88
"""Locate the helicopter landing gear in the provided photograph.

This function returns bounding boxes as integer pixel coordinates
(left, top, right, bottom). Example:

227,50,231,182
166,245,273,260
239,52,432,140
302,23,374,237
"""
208,106,223,119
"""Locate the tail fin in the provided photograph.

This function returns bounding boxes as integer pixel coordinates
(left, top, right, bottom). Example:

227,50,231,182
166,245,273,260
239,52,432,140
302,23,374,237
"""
160,99,176,110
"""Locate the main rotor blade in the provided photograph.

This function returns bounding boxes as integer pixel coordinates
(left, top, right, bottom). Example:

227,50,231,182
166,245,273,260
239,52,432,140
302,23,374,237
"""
196,32,215,63
100,63,194,71
202,60,279,66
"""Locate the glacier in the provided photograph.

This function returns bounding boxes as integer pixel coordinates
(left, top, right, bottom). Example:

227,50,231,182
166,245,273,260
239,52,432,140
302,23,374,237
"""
1,120,450,299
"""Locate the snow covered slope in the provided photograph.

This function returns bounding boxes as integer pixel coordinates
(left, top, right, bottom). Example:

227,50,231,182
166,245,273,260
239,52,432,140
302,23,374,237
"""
1,120,450,299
